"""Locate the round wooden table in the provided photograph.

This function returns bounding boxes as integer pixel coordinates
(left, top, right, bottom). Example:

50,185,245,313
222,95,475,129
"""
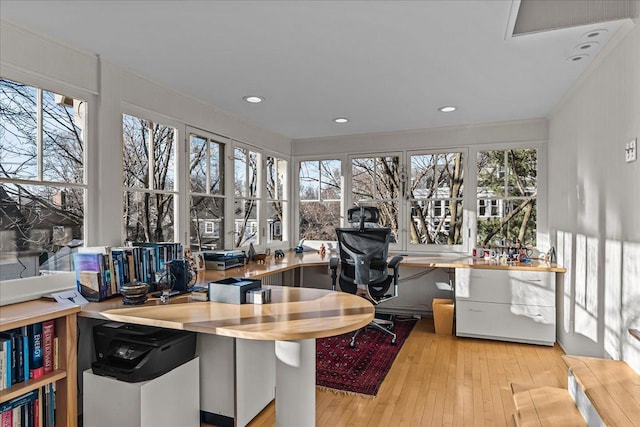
93,286,375,427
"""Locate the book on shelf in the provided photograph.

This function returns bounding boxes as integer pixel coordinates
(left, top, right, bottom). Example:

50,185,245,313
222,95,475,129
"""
27,323,44,379
0,388,38,416
0,347,5,391
42,320,55,375
0,338,10,388
73,252,109,302
53,337,59,370
0,333,15,386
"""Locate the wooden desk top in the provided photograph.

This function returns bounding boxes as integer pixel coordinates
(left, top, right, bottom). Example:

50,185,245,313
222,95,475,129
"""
201,251,565,283
80,287,374,341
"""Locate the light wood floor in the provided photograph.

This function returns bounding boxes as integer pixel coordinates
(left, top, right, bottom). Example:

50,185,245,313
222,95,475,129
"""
205,317,568,427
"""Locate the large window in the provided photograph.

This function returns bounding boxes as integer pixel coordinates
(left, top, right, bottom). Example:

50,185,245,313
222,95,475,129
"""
189,132,225,250
351,155,400,241
477,148,537,247
234,146,260,247
409,152,464,246
299,159,341,241
266,155,288,244
0,78,87,279
122,114,177,243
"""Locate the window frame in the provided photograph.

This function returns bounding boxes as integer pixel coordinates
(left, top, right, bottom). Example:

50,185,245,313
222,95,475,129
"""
468,141,547,253
187,127,228,251
405,149,467,253
121,107,183,244
296,156,345,245
264,152,290,247
348,152,403,252
0,76,90,280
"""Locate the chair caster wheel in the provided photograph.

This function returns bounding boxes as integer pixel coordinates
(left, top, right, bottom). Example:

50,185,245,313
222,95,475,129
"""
349,342,356,349
391,338,397,345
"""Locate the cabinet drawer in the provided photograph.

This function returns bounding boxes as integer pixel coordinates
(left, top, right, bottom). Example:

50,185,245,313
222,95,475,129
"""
455,268,555,306
455,300,555,346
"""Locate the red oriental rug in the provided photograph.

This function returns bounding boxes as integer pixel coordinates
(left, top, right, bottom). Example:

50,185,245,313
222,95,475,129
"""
316,318,417,397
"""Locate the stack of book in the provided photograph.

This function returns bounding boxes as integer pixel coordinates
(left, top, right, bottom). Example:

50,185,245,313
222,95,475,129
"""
73,242,184,302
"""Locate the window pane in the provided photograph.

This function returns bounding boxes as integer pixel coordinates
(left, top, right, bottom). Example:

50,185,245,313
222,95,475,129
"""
352,157,374,201
42,90,85,183
477,199,537,247
190,196,224,250
299,161,319,200
267,200,286,243
234,147,259,198
189,135,207,193
210,141,223,194
153,122,175,191
409,199,463,245
123,115,149,189
123,191,174,242
234,199,258,247
0,79,38,180
320,160,341,200
267,156,287,201
507,149,537,197
0,183,84,278
477,150,505,196
410,151,464,247
299,201,341,241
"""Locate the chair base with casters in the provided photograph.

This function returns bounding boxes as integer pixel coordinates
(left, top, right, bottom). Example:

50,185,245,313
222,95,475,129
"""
329,254,403,347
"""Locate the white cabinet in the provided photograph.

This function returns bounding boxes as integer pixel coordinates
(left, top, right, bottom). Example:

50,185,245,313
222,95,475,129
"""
455,268,556,346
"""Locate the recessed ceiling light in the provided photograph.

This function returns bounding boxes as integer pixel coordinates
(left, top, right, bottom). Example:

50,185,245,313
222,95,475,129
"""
576,41,598,51
438,106,456,113
568,54,588,62
583,28,607,39
243,96,263,103
333,117,348,123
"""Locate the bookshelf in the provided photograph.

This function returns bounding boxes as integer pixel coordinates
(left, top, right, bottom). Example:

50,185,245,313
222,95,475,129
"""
0,299,80,426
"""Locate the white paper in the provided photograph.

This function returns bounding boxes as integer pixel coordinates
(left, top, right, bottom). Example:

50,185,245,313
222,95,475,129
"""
52,289,89,305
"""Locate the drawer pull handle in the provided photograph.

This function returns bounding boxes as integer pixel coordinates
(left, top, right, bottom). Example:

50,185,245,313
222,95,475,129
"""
469,308,484,313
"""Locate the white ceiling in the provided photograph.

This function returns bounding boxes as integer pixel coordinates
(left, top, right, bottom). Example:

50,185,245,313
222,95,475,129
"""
0,1,629,140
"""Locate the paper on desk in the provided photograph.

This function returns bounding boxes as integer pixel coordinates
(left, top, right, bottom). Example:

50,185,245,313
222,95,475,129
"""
51,289,89,305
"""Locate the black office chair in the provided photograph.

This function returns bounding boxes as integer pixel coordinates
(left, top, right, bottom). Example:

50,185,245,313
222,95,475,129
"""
329,207,403,347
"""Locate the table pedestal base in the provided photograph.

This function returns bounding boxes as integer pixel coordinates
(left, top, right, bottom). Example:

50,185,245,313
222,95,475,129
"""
275,339,316,427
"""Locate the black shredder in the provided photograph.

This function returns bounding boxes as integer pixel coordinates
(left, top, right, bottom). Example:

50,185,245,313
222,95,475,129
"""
92,322,197,383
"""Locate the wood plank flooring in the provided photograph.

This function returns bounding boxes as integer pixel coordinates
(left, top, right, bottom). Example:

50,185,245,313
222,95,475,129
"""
204,317,568,427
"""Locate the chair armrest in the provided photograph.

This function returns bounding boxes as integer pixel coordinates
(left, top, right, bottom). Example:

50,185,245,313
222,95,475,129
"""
329,257,339,291
388,256,403,270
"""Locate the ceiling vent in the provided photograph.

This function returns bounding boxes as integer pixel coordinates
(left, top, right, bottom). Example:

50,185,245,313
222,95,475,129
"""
510,0,639,36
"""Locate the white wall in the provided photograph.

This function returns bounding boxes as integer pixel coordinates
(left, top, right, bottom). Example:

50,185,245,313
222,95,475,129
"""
548,21,640,371
1,20,292,248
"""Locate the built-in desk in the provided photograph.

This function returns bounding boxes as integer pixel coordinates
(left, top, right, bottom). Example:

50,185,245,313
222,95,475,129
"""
80,286,373,427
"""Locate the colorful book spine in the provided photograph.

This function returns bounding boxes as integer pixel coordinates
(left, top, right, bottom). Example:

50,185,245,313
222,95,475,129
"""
42,320,54,375
0,335,13,387
0,347,5,391
27,323,44,379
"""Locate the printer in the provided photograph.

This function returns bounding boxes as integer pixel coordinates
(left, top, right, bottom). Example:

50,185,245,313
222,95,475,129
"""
92,322,197,383
202,250,246,270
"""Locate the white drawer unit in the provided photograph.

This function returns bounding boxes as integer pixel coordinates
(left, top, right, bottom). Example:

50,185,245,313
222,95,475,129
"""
455,268,556,346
